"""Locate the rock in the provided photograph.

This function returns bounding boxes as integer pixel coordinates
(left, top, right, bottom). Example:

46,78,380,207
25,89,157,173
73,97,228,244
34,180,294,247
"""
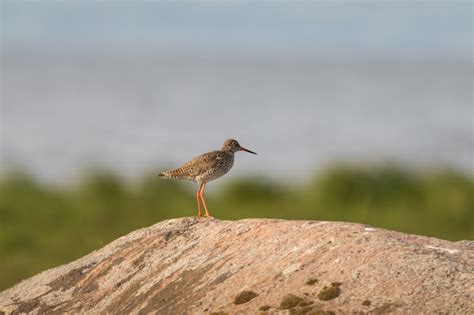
0,218,473,314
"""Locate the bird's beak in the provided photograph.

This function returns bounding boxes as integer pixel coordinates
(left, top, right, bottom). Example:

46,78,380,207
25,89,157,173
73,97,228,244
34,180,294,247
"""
240,146,257,155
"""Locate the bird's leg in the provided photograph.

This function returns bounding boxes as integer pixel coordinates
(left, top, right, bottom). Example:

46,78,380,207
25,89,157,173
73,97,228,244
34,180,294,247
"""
196,183,203,217
199,183,212,218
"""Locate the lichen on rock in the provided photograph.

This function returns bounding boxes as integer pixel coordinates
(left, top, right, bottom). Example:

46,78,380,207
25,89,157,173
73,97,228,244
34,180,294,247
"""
234,290,258,305
317,282,342,301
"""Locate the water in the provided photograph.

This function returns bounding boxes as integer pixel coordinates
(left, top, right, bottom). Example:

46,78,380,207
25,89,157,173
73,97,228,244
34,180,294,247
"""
1,53,473,183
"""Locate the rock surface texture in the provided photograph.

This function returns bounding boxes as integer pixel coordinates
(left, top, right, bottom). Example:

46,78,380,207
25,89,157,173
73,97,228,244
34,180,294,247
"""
1,218,473,314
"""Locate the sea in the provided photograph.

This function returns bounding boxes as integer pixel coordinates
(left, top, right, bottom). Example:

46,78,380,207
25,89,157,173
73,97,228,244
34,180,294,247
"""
1,53,473,183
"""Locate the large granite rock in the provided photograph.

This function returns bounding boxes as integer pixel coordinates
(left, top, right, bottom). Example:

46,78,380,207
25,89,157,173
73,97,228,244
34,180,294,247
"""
0,218,473,314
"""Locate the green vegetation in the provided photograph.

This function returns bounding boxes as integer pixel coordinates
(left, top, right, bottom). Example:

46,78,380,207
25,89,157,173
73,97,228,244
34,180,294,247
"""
1,165,473,290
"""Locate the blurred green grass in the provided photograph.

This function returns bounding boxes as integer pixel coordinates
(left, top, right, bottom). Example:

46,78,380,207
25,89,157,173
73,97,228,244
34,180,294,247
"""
1,164,473,290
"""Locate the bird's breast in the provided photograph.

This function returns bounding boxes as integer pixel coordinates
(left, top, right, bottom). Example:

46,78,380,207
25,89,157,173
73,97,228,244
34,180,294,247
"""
196,153,234,183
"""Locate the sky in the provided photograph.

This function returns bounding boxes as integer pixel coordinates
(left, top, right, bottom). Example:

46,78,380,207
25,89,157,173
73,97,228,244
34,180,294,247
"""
2,1,473,59
1,1,473,182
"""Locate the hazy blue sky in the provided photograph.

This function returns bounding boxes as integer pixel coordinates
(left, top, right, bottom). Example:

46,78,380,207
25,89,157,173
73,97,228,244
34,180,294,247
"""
2,1,472,58
2,1,473,181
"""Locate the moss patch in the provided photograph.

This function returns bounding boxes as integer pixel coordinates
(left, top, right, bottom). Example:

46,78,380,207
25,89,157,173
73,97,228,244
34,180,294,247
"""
234,290,258,305
317,282,342,301
280,294,304,309
308,310,335,315
259,305,271,311
286,306,335,315
306,278,319,285
290,306,314,315
279,294,313,310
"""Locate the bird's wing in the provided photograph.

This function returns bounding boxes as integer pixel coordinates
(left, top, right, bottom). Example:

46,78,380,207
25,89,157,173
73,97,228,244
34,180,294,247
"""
164,150,222,179
180,150,222,177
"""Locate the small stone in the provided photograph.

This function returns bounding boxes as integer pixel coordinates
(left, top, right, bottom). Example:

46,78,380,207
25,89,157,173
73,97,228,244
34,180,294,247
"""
308,311,335,315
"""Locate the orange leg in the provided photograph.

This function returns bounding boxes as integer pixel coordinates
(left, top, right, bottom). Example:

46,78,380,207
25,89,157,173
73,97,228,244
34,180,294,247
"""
199,183,212,218
196,183,203,217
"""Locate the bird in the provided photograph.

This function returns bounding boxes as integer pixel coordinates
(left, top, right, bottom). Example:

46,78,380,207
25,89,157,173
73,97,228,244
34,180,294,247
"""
159,139,257,218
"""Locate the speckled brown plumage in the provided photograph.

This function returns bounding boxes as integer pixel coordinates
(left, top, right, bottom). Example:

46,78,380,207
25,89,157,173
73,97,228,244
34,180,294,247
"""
159,150,234,183
159,139,257,217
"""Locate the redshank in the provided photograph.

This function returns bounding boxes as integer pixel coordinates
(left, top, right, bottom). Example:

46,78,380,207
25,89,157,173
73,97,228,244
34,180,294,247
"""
159,139,257,217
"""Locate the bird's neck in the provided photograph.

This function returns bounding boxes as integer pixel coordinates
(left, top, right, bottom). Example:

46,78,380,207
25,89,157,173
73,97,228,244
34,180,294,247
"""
221,148,235,155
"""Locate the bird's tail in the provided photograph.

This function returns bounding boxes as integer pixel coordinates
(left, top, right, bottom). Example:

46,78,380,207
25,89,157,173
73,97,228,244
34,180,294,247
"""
158,170,183,179
158,167,189,179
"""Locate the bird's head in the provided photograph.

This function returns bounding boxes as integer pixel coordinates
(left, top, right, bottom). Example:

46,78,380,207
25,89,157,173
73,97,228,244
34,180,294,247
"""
222,139,257,155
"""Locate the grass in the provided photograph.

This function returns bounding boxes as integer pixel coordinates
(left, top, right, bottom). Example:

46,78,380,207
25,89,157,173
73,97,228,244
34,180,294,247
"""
0,164,473,290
